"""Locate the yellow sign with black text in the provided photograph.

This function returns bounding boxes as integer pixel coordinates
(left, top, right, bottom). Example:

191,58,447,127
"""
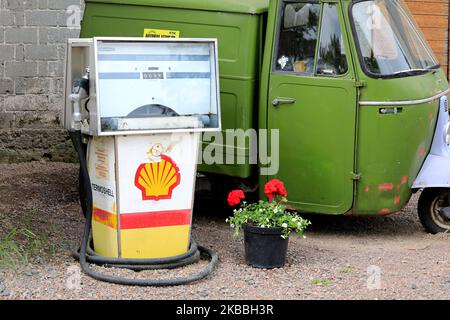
143,28,180,38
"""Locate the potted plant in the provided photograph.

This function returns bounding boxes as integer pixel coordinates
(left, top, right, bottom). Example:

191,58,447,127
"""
226,179,311,269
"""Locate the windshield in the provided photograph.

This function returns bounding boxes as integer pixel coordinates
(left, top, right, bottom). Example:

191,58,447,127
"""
351,0,439,78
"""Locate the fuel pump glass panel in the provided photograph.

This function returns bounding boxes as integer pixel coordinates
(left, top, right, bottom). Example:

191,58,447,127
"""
95,39,220,134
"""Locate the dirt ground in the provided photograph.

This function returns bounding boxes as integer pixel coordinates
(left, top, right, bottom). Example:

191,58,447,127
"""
0,162,449,300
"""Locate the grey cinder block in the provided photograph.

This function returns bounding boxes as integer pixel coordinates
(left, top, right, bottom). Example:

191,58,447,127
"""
5,61,37,77
39,28,80,44
24,44,58,60
5,28,37,44
48,0,81,10
0,79,14,94
25,11,59,27
5,0,37,10
0,45,14,60
0,10,15,26
4,94,49,111
0,112,15,129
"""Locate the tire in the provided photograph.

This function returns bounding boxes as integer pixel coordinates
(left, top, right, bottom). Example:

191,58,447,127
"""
418,188,450,234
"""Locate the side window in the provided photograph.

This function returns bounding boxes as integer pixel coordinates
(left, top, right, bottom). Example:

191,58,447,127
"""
274,1,348,77
316,4,348,76
275,2,320,74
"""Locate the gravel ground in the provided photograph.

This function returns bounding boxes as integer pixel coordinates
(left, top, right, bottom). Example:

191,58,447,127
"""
0,162,449,300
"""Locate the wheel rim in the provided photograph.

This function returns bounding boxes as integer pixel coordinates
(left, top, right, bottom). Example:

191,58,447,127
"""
430,195,450,230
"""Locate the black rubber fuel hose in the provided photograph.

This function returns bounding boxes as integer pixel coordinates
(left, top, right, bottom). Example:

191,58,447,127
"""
69,131,218,286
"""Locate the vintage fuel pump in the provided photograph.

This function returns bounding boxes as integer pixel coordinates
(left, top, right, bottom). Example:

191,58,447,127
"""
64,37,220,285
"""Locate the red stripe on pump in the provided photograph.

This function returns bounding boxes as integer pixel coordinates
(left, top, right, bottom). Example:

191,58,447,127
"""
119,209,191,230
93,207,117,229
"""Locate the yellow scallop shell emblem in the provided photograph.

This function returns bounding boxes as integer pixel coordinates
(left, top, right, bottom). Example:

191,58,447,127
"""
135,155,181,201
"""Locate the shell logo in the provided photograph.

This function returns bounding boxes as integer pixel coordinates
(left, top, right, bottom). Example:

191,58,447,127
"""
134,154,181,201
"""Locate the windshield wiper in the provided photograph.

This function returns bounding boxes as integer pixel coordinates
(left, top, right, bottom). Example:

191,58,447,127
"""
391,68,432,77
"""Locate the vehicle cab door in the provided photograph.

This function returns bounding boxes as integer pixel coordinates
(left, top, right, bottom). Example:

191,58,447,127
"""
266,0,357,214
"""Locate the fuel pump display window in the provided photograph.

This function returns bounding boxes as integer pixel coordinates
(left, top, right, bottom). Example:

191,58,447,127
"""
95,39,220,133
351,0,439,78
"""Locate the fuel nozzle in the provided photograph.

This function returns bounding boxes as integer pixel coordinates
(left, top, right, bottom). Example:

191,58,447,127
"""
69,68,90,131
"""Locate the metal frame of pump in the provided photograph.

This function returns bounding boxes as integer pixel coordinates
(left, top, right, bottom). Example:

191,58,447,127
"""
67,58,219,286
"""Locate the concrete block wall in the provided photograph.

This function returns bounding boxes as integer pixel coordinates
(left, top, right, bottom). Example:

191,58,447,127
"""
0,0,83,162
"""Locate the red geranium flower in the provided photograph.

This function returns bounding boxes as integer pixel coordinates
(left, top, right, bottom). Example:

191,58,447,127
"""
264,179,287,201
227,190,245,207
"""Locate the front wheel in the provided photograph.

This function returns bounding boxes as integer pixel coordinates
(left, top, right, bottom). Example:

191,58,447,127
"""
418,188,450,234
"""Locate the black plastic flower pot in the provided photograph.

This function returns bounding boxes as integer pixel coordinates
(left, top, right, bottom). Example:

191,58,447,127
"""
243,224,288,269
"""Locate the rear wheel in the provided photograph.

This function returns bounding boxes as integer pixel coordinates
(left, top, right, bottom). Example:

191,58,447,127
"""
418,188,450,234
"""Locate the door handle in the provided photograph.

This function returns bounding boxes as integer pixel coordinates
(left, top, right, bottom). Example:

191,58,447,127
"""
272,97,296,107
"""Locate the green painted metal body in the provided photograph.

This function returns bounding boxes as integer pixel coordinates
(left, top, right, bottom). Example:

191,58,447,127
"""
341,0,448,216
80,0,449,216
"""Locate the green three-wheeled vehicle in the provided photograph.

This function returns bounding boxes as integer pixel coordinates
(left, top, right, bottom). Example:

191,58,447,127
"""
78,0,450,233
